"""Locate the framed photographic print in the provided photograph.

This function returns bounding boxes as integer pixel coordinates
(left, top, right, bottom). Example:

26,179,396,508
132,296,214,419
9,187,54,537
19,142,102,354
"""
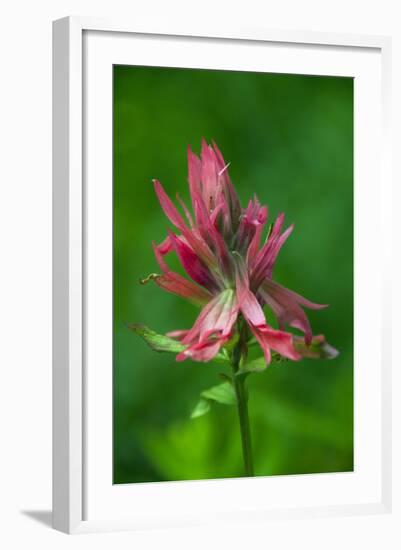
52,17,392,534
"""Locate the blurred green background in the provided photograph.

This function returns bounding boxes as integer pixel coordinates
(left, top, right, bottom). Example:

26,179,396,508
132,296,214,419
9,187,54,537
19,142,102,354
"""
113,65,353,484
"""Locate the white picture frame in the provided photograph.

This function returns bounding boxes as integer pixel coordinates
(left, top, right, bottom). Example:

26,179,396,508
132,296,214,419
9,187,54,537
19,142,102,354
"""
52,16,392,534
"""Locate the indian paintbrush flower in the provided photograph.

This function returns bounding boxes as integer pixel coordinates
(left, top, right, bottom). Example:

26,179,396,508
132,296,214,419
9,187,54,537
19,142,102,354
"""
142,140,336,365
132,140,338,477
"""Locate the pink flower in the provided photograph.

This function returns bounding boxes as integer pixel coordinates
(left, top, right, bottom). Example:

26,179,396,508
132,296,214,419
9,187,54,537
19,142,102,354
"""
146,140,329,364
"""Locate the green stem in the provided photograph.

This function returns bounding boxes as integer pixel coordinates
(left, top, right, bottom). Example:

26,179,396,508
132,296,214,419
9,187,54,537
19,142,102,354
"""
232,344,254,477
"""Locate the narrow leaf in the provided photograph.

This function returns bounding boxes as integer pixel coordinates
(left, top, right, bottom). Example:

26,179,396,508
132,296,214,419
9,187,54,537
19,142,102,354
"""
212,350,231,364
239,352,285,374
239,356,267,373
128,324,186,353
201,382,236,406
128,323,230,363
190,398,211,418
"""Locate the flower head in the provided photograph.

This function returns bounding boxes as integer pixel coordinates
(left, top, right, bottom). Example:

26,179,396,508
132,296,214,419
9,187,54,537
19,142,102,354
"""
144,140,332,364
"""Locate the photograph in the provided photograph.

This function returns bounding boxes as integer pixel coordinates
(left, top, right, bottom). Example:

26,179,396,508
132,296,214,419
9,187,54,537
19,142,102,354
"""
112,64,354,484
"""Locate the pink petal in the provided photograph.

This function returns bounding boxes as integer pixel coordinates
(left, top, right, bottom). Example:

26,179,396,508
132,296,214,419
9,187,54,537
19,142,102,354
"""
263,224,294,276
167,230,218,290
252,325,301,362
237,281,266,327
235,256,300,363
174,290,238,362
152,274,211,306
265,280,328,311
261,288,312,343
235,255,265,326
236,200,268,255
259,279,328,345
153,179,216,266
152,240,171,273
176,338,226,362
153,179,187,232
201,139,219,210
193,194,232,277
246,205,268,263
151,242,212,305
250,215,294,290
176,193,195,227
181,289,238,345
212,140,241,227
187,145,202,212
209,198,225,226
156,235,174,255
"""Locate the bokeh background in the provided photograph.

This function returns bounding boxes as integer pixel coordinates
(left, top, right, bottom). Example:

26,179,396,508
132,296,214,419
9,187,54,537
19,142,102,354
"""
113,65,353,484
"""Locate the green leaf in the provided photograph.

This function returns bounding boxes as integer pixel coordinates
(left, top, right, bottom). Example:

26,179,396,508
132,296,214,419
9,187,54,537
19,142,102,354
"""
190,382,236,419
128,323,231,363
128,323,186,353
190,398,211,418
238,352,285,374
239,356,267,373
201,382,236,406
211,350,231,365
